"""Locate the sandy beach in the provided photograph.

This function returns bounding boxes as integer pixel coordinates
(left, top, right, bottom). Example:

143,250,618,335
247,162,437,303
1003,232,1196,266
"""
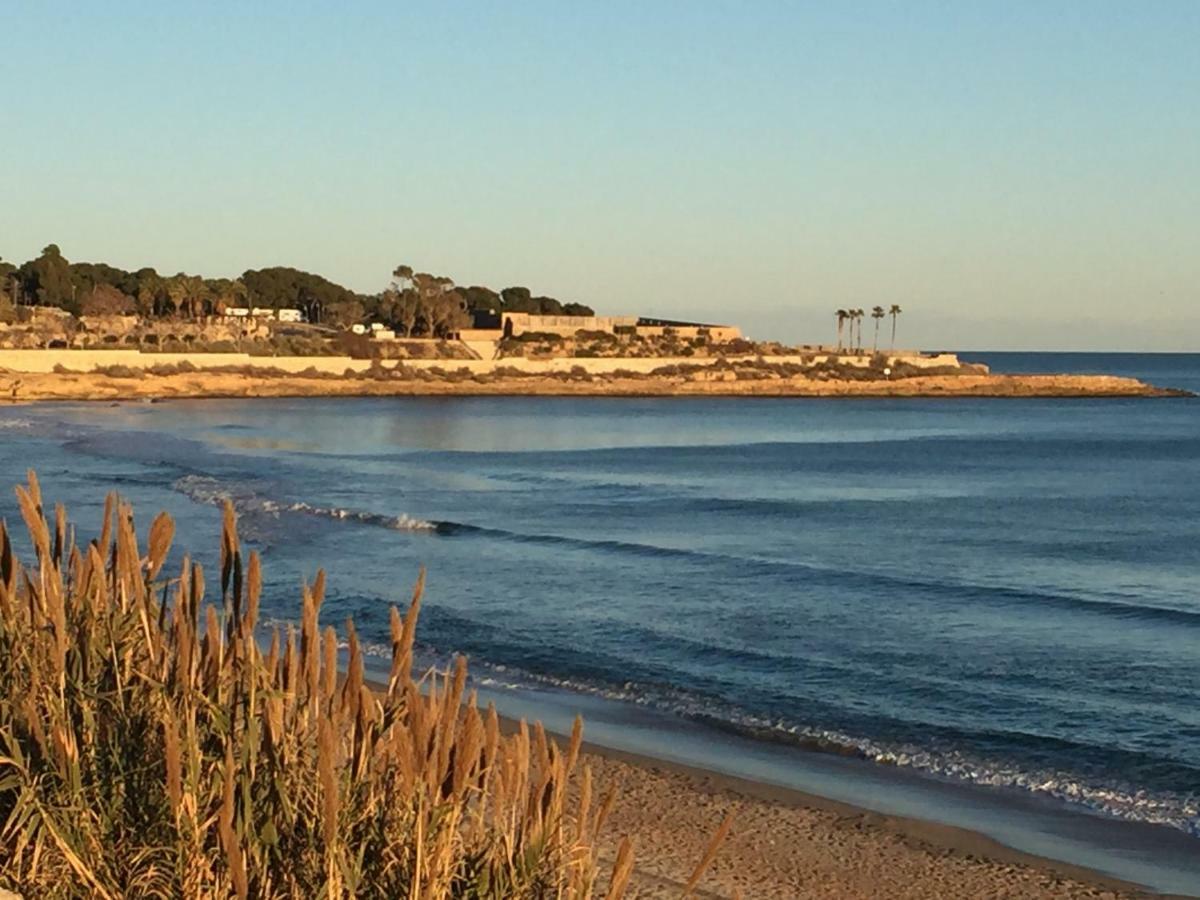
507,722,1161,899
335,668,1168,899
0,367,1186,402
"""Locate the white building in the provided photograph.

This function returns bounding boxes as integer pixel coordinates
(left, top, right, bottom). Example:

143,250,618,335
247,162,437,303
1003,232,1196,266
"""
372,328,396,340
350,323,367,335
277,308,304,323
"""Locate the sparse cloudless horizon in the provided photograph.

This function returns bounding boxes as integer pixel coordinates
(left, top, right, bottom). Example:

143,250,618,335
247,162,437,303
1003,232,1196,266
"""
1,1,1197,350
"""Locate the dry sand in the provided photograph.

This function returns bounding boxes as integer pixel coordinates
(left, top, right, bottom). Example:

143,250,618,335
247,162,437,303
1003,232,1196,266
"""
579,743,1157,899
462,707,1168,898
0,368,1187,402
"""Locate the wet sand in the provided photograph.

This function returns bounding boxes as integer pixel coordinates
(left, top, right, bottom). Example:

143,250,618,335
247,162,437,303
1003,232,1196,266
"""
368,666,1186,899
581,740,1162,899
345,666,1185,897
447,699,1180,900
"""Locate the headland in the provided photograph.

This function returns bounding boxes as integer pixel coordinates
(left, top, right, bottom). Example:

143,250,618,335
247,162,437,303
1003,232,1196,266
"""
1,255,1188,400
0,347,1186,402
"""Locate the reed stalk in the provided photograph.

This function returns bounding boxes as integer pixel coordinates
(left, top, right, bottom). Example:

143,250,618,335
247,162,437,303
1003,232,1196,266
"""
0,471,738,898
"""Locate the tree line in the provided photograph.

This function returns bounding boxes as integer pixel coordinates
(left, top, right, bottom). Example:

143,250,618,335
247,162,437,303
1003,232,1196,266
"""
0,245,594,338
835,305,903,352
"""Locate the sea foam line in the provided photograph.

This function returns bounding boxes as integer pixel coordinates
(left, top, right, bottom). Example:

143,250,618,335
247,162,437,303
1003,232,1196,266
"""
174,474,437,532
325,632,1200,838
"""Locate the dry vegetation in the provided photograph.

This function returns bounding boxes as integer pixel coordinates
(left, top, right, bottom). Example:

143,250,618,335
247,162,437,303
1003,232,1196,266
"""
0,472,728,898
49,355,983,388
496,331,770,361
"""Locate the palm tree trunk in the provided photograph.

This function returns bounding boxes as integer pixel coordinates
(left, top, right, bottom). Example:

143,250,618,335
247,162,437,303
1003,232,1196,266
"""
891,315,897,350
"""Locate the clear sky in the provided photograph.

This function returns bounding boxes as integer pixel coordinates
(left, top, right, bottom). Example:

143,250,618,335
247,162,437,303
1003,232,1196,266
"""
1,1,1197,349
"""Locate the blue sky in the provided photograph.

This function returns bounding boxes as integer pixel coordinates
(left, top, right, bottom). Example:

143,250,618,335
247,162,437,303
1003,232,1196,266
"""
1,1,1197,349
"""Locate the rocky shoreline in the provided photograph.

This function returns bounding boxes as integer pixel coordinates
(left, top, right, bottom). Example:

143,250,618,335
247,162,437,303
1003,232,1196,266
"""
1,368,1188,402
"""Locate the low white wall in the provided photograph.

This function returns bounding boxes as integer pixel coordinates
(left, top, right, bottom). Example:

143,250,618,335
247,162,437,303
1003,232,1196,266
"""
0,349,374,375
459,340,500,361
0,348,964,376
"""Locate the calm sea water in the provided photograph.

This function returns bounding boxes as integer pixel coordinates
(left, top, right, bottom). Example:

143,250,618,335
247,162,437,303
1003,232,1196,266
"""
1,352,1197,840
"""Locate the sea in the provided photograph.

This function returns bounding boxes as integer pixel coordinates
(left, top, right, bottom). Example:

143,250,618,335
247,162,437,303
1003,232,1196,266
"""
1,351,1197,890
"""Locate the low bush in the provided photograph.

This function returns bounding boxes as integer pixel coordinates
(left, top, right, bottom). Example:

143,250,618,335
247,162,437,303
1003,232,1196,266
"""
574,330,617,343
91,364,146,379
359,360,392,381
491,365,533,379
712,338,755,355
145,360,200,376
202,339,240,354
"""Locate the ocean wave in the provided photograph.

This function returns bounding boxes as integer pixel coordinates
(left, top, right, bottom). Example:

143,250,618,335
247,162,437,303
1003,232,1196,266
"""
291,625,1197,837
440,522,1200,626
468,670,1200,836
462,666,1199,835
176,475,1199,627
174,475,438,533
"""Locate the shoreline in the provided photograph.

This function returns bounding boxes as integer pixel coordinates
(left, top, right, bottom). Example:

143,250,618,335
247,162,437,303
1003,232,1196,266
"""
1,368,1191,402
474,681,1200,899
355,667,1198,898
423,684,1197,898
569,729,1171,899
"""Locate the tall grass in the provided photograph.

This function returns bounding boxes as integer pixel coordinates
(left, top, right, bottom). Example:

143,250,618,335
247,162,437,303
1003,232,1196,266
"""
0,471,703,898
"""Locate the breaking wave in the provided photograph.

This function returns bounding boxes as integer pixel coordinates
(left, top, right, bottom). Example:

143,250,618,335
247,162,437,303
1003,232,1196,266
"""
177,473,1200,628
329,633,1200,837
174,475,439,533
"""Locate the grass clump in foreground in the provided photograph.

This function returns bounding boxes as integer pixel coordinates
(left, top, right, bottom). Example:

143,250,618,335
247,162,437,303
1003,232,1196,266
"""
0,471,729,898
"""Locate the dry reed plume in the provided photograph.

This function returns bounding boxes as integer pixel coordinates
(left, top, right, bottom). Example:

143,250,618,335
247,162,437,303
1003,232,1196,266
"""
0,471,731,897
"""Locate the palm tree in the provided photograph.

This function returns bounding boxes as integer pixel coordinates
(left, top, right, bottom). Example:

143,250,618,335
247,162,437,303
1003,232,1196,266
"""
871,306,885,352
853,308,865,352
835,309,849,350
889,304,903,350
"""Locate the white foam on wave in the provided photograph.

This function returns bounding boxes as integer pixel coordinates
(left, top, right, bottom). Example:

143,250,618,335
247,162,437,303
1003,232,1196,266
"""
174,475,436,533
329,637,1200,837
